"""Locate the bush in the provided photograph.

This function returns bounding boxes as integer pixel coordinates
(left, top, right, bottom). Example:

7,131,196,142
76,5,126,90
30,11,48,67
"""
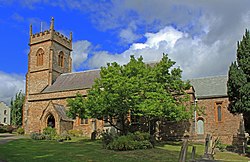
43,127,57,140
215,139,226,152
30,132,45,140
17,127,25,135
101,131,117,147
0,125,14,133
0,126,6,133
60,131,71,141
106,132,153,151
68,129,83,137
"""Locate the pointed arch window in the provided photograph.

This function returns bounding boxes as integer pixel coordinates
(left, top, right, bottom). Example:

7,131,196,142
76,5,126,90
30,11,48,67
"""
215,102,223,122
36,48,44,66
58,51,64,67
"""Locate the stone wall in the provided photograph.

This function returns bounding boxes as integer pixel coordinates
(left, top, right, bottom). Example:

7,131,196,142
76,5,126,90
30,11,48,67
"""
196,97,241,144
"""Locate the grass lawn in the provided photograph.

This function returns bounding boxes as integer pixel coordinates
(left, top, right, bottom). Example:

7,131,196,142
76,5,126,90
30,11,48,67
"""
0,138,249,162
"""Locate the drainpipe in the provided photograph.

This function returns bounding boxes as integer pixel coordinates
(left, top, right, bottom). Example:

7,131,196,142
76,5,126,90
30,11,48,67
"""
194,98,198,134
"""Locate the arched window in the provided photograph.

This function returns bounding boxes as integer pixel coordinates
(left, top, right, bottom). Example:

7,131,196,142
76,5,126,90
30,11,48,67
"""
58,51,64,67
36,48,44,66
4,110,7,115
197,118,204,134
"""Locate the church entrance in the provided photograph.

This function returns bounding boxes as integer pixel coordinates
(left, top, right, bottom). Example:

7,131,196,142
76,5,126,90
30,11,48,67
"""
47,114,55,128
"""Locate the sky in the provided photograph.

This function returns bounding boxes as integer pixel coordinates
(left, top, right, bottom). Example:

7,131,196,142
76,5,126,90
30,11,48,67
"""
1,0,250,105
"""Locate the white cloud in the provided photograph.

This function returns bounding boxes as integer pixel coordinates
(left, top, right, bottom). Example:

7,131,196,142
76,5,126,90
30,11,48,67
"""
88,26,184,71
3,0,250,79
119,22,140,44
72,40,92,70
86,23,242,79
0,72,25,105
81,0,250,79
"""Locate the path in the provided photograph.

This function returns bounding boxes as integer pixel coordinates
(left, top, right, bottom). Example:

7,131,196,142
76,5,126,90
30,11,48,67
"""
0,133,26,145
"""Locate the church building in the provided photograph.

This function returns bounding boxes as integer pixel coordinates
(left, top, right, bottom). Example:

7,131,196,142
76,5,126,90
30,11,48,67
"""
23,18,241,144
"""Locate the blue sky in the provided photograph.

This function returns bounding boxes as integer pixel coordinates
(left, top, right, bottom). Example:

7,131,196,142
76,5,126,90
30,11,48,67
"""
1,0,250,104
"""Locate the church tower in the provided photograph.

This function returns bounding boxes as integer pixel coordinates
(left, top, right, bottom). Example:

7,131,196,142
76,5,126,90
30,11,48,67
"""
26,17,72,95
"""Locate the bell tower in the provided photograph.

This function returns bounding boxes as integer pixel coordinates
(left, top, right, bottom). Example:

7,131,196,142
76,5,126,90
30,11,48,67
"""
26,17,72,95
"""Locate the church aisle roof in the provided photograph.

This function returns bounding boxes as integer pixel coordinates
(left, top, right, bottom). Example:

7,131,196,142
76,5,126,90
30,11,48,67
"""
43,68,228,99
189,75,228,99
43,69,100,93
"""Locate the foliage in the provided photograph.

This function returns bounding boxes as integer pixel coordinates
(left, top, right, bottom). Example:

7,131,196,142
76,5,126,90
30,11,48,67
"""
60,131,72,141
68,129,83,137
67,93,88,119
227,29,250,114
100,131,118,147
30,132,45,140
106,132,153,151
30,129,71,142
0,125,14,133
10,91,25,127
214,139,226,152
16,127,25,135
67,54,191,135
42,127,57,140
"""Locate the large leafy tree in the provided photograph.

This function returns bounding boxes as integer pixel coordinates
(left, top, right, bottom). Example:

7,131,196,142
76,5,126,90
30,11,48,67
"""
10,91,25,127
67,54,192,135
227,30,250,131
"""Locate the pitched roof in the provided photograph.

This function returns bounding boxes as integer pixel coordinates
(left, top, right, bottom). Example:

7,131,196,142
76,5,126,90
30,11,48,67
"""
43,68,228,99
189,75,228,99
53,104,73,122
43,69,100,93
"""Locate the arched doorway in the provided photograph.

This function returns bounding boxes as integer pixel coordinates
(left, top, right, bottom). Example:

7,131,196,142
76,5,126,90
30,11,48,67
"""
47,114,55,128
197,118,204,135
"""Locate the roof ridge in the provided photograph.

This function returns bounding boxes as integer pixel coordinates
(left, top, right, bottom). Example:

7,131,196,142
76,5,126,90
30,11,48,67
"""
189,75,227,80
61,69,100,76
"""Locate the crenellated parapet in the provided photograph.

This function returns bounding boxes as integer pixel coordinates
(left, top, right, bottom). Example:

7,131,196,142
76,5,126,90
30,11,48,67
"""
52,31,72,50
29,17,72,50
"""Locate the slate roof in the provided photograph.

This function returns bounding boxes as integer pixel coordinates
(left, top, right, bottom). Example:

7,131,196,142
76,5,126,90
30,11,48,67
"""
43,69,100,93
43,68,228,99
189,75,228,99
53,104,73,122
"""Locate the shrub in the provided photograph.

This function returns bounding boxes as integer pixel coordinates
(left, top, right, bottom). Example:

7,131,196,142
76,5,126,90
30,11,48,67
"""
43,127,57,140
60,131,71,141
106,132,153,151
101,131,117,147
129,131,150,141
0,125,14,133
17,127,25,135
0,126,7,133
214,139,226,152
68,129,82,137
30,132,45,140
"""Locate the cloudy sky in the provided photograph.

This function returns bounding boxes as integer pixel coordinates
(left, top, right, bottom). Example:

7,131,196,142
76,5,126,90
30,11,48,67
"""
0,0,250,104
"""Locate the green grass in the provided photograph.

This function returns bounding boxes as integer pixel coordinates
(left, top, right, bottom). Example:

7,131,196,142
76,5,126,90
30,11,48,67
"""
0,138,249,162
214,151,250,162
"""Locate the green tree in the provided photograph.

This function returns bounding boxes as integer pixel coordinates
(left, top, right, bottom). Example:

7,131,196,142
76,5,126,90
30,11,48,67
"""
67,54,192,135
10,91,25,127
227,30,250,131
67,93,88,119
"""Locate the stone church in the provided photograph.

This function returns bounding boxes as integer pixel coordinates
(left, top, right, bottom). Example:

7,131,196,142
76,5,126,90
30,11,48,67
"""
23,18,241,144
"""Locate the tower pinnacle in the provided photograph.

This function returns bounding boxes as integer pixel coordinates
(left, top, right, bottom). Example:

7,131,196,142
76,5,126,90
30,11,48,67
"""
50,17,54,31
